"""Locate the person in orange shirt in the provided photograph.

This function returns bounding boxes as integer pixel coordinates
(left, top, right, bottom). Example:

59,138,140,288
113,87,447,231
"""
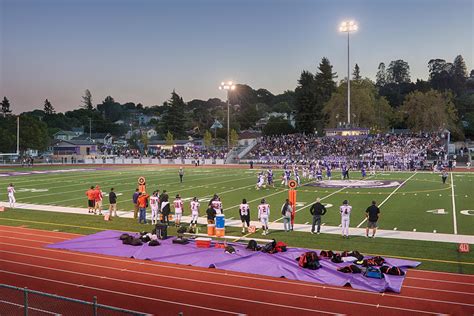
137,192,150,224
94,185,103,215
86,186,95,214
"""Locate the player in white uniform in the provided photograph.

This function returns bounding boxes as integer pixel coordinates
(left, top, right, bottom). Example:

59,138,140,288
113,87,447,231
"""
190,197,200,228
211,197,223,215
339,200,352,238
239,199,250,233
256,173,265,190
173,194,184,227
257,198,270,235
150,191,159,225
7,183,15,209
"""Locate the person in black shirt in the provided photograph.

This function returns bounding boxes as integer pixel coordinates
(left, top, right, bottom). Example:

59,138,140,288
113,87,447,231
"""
206,207,217,224
310,197,327,234
108,188,118,217
365,200,380,238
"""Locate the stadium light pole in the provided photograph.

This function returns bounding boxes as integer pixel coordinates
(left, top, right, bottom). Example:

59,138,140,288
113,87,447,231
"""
219,81,236,151
339,20,358,127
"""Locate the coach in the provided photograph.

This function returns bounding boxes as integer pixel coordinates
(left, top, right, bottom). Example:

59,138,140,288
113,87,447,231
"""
365,200,380,238
310,198,327,235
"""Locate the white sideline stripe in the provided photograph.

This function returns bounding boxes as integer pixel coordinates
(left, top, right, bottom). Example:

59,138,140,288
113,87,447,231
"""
450,173,458,235
0,263,338,315
0,248,465,312
1,237,471,301
356,173,417,228
0,299,58,315
0,270,240,315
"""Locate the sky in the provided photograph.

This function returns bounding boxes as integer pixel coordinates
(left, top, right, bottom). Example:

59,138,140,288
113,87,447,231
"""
0,0,472,113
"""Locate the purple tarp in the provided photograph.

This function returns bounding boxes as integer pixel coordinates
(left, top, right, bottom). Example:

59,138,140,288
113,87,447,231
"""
46,230,420,293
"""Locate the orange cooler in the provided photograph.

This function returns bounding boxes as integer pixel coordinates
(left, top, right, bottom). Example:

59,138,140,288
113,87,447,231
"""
215,228,225,237
207,224,215,236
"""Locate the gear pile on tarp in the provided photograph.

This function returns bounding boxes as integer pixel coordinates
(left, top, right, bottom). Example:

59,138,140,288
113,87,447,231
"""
47,230,420,293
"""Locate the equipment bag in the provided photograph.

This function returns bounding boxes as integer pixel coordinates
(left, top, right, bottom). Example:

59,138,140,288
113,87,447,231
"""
365,266,383,279
274,241,287,252
246,239,260,251
331,253,343,263
261,239,277,253
380,266,405,276
297,251,321,270
337,265,362,273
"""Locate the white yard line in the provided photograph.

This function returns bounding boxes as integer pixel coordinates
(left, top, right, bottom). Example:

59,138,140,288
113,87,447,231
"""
451,172,458,235
356,172,417,228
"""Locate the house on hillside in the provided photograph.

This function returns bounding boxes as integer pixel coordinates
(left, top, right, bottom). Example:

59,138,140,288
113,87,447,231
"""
54,130,80,141
72,133,113,145
51,139,97,157
146,128,158,139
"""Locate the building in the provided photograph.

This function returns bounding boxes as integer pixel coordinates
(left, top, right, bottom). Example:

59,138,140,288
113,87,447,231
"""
51,140,97,157
53,130,80,141
72,133,113,145
324,128,370,138
146,129,158,139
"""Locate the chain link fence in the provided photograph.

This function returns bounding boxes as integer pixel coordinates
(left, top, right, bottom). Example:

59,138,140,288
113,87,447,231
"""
0,284,149,316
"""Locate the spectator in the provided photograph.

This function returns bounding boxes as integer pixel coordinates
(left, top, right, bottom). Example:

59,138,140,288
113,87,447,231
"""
132,189,140,219
310,197,327,235
108,188,117,217
137,192,150,224
365,200,380,238
281,199,293,232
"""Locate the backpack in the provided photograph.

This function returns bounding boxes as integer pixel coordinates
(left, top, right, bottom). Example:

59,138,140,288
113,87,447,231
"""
297,252,320,270
261,239,277,253
365,266,383,279
148,240,160,246
246,240,261,251
274,241,287,252
349,251,364,261
337,265,362,273
130,238,143,246
319,250,334,258
380,266,405,276
119,233,130,240
331,253,343,263
225,245,236,254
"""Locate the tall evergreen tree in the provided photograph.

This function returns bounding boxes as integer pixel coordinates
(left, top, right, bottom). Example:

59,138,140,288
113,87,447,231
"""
159,90,187,138
452,55,467,79
313,57,337,131
1,97,12,117
387,60,411,84
352,64,361,80
43,99,55,115
81,89,94,111
294,71,316,133
375,62,387,87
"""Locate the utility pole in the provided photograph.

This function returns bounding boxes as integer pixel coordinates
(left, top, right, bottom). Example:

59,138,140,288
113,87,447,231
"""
89,118,92,139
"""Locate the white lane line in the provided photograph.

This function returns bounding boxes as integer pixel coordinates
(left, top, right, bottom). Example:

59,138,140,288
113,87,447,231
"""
0,270,240,315
451,173,458,235
356,172,417,228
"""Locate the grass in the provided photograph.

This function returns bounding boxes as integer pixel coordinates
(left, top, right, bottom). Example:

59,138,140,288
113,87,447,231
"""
0,165,473,274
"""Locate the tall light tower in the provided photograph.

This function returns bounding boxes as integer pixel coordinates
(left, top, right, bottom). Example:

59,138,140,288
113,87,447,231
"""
219,81,236,151
339,20,358,127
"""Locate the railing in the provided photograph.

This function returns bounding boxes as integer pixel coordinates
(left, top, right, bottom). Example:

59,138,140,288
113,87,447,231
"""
0,284,150,316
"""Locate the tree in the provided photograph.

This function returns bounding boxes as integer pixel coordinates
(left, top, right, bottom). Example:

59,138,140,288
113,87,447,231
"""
1,97,12,117
203,130,212,148
451,55,468,95
230,129,239,147
295,70,316,133
97,96,123,122
400,90,460,134
18,114,49,152
263,116,295,136
159,91,188,138
387,60,411,84
323,79,392,131
165,131,175,145
353,64,361,80
43,99,55,115
376,62,387,87
81,89,93,111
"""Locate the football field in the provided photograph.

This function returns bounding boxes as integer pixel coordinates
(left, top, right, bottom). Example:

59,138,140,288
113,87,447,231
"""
1,165,473,236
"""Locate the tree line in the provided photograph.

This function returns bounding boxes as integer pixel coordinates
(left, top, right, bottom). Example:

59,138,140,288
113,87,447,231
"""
0,54,473,153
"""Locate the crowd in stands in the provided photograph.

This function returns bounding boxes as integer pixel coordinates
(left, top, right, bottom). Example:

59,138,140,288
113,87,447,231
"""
100,146,227,160
247,133,447,170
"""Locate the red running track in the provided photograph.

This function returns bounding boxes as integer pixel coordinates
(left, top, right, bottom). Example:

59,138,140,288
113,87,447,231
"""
0,226,472,316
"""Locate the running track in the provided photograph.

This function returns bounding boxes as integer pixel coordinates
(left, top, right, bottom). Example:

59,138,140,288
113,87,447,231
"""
0,226,472,316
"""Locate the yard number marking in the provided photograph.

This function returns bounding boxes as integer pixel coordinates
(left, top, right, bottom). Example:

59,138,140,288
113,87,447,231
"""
460,210,474,216
426,209,448,215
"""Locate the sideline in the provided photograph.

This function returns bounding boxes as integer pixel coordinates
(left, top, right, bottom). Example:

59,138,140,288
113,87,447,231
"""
451,173,458,235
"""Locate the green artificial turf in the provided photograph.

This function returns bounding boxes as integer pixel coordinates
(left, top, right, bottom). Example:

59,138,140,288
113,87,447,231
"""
0,165,473,274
